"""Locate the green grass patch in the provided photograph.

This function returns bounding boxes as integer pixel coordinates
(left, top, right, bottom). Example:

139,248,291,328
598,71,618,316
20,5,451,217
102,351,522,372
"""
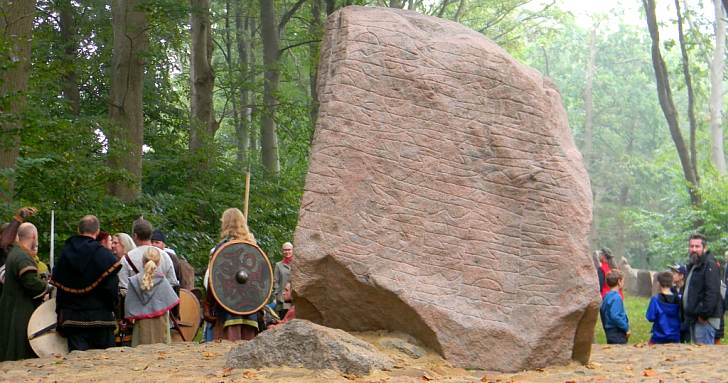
594,294,652,344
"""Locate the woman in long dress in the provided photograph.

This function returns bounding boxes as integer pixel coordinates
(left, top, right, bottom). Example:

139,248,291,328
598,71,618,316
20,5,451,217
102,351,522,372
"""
125,247,179,346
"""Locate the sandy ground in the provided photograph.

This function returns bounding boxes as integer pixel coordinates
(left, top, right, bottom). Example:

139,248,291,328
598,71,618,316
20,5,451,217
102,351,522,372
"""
1,333,726,383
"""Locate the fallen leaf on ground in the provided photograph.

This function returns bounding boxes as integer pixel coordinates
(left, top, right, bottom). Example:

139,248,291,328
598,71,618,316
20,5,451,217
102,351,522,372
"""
421,375,432,381
221,367,233,377
586,362,601,369
242,370,256,379
642,368,657,377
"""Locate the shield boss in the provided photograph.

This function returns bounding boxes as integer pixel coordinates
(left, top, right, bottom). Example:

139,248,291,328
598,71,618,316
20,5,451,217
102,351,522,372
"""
209,240,273,315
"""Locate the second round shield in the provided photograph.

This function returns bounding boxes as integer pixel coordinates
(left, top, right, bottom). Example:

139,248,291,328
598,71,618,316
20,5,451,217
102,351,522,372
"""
27,298,68,357
172,289,202,342
208,240,273,315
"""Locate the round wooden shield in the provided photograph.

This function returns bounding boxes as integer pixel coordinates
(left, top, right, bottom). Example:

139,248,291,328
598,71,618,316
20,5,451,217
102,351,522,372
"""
208,240,273,315
27,298,68,357
172,289,202,342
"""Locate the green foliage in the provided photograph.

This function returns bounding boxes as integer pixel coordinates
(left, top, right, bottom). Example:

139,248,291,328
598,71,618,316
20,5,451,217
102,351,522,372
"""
4,0,728,288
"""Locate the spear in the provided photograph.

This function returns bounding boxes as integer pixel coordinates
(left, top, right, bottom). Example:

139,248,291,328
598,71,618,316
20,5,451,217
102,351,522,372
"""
244,166,251,224
50,209,55,273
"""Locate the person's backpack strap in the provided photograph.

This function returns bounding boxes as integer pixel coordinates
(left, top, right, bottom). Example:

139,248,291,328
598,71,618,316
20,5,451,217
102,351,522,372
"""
125,254,139,275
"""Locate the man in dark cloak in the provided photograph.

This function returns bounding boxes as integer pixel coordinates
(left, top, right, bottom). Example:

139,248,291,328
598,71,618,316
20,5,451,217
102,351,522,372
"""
50,215,120,351
0,222,48,361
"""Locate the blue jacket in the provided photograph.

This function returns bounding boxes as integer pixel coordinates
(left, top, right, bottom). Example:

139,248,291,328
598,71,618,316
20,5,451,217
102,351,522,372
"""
601,290,629,333
646,293,681,343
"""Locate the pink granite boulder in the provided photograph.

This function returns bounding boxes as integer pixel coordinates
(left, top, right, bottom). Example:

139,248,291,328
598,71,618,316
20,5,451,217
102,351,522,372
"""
292,6,597,372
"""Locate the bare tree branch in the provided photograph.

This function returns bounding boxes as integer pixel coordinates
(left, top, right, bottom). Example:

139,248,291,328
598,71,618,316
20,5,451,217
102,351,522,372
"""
278,0,307,35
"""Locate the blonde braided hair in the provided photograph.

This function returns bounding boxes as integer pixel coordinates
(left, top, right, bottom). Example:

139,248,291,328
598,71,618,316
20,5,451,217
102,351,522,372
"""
142,247,162,291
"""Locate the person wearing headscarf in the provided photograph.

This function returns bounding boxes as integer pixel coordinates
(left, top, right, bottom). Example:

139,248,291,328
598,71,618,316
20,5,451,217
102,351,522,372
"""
112,233,136,261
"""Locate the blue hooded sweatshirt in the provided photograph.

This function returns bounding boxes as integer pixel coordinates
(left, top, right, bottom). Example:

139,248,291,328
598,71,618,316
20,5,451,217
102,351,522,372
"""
645,293,681,343
601,290,629,333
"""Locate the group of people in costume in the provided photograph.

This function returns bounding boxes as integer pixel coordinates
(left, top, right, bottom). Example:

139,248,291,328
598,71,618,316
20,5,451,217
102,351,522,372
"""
0,207,296,362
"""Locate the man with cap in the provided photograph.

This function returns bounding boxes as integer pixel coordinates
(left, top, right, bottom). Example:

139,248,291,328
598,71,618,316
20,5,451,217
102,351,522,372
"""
669,264,687,298
151,229,194,291
669,264,689,343
151,229,181,287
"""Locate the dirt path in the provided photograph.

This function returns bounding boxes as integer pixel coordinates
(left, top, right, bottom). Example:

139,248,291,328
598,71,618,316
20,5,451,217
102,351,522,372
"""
1,335,726,382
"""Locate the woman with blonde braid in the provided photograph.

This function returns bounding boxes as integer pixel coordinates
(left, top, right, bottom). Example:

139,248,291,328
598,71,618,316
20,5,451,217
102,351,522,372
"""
203,207,259,341
124,247,179,346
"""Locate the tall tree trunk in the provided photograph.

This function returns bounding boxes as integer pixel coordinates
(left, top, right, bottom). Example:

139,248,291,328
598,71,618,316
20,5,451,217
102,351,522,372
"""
235,1,251,164
615,124,635,261
224,0,242,165
582,27,597,170
0,0,36,202
675,0,699,183
643,0,700,206
189,0,216,160
453,0,466,22
248,16,258,153
309,0,322,129
108,0,147,202
58,0,80,115
260,0,281,173
711,0,727,175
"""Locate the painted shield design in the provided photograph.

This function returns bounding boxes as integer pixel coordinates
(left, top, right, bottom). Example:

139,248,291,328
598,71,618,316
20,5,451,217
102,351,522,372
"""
208,240,273,315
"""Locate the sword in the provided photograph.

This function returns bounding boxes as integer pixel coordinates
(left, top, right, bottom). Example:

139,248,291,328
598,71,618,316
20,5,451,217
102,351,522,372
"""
28,322,57,340
170,314,187,342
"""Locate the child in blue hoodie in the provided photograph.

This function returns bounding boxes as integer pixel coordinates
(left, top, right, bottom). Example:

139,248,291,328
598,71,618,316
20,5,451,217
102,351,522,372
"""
646,271,681,344
600,270,630,344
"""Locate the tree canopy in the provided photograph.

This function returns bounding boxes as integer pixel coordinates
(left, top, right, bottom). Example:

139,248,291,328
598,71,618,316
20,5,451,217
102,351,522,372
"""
1,0,726,271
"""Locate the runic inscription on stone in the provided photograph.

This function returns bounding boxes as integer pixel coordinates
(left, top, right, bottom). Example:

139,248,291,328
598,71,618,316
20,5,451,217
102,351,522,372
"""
292,6,598,372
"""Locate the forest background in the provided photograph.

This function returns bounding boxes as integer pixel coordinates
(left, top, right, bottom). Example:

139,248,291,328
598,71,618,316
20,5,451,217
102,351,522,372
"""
1,0,727,272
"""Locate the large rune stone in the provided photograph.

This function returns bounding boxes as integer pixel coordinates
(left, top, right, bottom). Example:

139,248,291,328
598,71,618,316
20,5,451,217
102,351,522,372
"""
293,6,598,372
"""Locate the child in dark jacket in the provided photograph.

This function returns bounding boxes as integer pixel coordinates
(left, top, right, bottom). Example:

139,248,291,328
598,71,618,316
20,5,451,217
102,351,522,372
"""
600,270,630,344
646,271,681,344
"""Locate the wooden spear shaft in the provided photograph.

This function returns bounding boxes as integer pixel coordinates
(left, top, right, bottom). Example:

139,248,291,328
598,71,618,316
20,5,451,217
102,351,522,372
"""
244,169,251,223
